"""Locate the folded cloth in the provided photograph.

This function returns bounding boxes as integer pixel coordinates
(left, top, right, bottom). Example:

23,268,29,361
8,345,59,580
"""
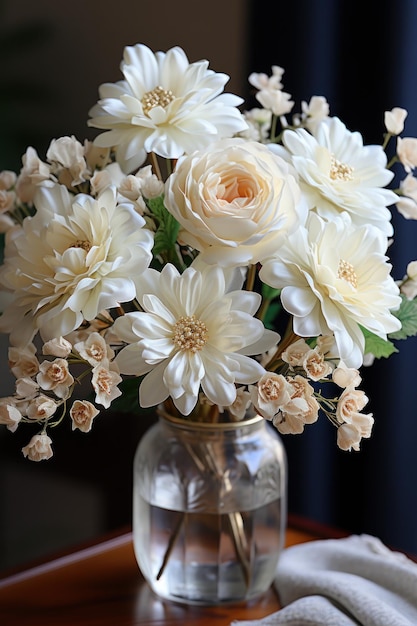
231,534,417,626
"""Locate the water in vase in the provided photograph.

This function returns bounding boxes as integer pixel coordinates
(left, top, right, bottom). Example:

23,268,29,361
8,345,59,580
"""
133,493,283,605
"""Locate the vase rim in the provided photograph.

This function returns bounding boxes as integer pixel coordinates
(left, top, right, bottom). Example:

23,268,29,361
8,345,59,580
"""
157,407,264,430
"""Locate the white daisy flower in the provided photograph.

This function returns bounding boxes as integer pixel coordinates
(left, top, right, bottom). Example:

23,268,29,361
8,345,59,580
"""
0,184,154,345
113,263,279,416
88,44,248,173
259,212,402,368
270,116,397,235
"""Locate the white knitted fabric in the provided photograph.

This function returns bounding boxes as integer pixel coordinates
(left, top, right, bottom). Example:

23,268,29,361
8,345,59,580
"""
231,534,417,626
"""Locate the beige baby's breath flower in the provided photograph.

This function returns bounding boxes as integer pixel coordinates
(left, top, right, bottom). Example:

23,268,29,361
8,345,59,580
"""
332,362,362,388
22,433,53,461
397,173,417,220
37,359,74,399
272,376,319,434
302,348,333,381
26,395,58,421
301,96,330,133
42,337,72,358
275,393,319,435
91,363,122,409
397,136,417,173
400,260,417,299
15,377,39,399
0,189,15,214
281,338,310,367
337,412,374,451
74,332,114,367
8,345,39,378
70,400,99,432
46,136,89,187
251,372,292,420
0,402,22,432
336,387,370,424
0,170,17,190
15,147,51,204
384,107,407,135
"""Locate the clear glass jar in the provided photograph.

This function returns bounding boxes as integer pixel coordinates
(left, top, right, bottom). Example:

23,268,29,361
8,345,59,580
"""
133,410,287,605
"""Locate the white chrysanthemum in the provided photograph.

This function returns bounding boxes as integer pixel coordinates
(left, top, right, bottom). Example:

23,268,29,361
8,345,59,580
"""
88,44,248,173
113,263,279,416
269,117,396,235
260,212,402,368
0,185,154,345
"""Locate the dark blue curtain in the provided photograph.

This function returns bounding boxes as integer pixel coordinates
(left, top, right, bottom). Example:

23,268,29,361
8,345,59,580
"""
248,0,417,556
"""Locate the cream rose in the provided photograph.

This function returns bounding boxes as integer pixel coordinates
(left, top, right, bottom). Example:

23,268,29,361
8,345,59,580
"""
164,138,305,266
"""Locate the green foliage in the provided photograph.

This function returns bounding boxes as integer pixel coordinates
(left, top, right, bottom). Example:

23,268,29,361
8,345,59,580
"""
361,296,417,358
263,300,283,330
389,295,417,340
362,327,398,359
107,377,145,414
147,196,181,261
260,284,282,329
261,284,281,301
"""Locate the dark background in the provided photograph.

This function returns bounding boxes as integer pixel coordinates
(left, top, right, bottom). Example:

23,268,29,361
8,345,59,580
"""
1,0,416,572
248,0,417,558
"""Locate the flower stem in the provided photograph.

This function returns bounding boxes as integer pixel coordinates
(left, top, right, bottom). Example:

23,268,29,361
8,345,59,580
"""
245,264,257,292
266,327,299,371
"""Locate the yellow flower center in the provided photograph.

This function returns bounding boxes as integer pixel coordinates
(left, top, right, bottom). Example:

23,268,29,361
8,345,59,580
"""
71,239,92,252
141,85,174,115
330,155,354,181
173,315,208,352
338,259,357,288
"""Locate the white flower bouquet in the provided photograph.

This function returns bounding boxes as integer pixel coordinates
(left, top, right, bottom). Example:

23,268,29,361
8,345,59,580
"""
1,43,417,460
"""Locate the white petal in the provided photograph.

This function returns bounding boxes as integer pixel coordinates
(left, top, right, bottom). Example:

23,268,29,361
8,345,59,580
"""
139,362,170,407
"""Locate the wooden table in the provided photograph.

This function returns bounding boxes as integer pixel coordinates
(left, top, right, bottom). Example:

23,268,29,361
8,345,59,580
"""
0,515,344,626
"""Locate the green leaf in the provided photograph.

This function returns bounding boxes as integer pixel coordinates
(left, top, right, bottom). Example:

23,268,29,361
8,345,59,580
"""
147,195,180,258
389,295,417,340
108,377,144,414
361,327,398,359
263,300,283,330
261,284,281,301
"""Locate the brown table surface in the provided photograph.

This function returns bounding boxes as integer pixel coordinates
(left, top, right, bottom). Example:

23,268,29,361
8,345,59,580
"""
0,515,347,626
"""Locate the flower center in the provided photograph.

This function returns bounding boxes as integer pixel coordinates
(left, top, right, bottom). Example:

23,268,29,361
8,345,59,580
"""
141,85,174,115
261,378,282,401
88,345,105,360
95,368,113,395
48,363,66,382
338,259,357,288
71,239,92,252
330,155,354,181
173,314,208,352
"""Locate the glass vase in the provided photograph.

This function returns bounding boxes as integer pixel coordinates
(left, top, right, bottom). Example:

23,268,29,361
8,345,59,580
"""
132,407,287,605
